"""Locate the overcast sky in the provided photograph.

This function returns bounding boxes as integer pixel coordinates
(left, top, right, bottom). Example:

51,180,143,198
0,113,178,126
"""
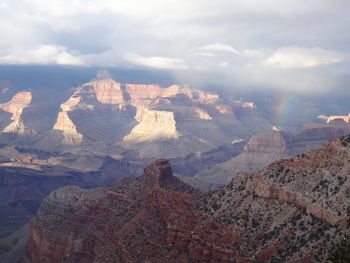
1,0,349,93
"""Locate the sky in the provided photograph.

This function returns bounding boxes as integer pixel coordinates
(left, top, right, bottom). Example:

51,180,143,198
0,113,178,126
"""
0,0,350,93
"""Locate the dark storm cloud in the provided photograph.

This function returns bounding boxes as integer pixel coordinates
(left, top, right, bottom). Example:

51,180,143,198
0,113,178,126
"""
0,0,349,93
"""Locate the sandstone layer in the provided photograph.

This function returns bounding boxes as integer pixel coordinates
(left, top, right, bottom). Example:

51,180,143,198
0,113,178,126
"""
31,73,272,157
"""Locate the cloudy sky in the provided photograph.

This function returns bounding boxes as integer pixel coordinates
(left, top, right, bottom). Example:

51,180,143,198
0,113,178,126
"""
1,0,350,93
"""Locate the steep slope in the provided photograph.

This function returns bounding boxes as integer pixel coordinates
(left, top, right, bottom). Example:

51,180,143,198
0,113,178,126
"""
199,135,350,262
0,153,139,239
0,92,35,135
195,132,290,184
32,73,272,158
52,112,84,145
25,160,200,263
21,138,350,262
195,120,350,184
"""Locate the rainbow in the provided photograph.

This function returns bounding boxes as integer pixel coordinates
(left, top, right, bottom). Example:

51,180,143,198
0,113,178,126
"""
274,95,292,131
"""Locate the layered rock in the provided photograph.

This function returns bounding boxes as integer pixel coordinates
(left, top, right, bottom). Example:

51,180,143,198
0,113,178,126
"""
195,132,290,184
123,109,179,141
200,135,350,262
0,92,32,121
52,112,83,145
195,120,350,184
22,139,350,262
0,92,35,135
0,150,139,239
25,160,200,263
327,114,350,123
28,72,273,157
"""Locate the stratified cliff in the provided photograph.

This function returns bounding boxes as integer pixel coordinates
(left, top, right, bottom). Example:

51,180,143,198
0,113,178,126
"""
30,73,272,158
21,137,350,262
195,120,350,184
0,92,36,135
25,160,200,263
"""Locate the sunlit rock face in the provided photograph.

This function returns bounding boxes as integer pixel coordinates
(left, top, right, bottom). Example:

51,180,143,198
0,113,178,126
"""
52,112,83,145
31,72,272,157
327,114,350,123
123,109,179,142
0,91,37,135
0,91,32,121
0,72,273,159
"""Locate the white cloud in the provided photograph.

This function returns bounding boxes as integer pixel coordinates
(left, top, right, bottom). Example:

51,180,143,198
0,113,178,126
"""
0,45,84,65
219,62,229,67
243,49,261,57
264,47,347,68
124,53,188,69
0,0,349,94
193,43,243,56
192,52,216,57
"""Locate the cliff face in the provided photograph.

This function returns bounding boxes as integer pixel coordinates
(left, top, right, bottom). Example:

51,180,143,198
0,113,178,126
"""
33,73,271,155
195,120,350,184
0,92,32,121
0,92,35,134
195,132,290,184
200,135,350,262
327,114,350,123
26,160,200,263
123,109,179,141
0,153,139,240
52,112,83,145
24,138,350,262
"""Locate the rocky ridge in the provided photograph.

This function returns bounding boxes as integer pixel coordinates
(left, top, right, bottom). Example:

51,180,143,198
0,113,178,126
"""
0,91,35,135
17,136,350,262
195,120,350,184
0,73,272,158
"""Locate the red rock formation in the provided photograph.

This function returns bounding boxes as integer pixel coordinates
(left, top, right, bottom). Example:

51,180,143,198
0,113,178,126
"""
25,137,350,262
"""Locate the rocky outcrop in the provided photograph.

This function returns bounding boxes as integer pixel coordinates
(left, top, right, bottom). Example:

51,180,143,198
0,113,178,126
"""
0,152,139,239
200,135,350,262
123,109,179,142
195,120,350,185
124,83,219,107
26,160,200,263
195,132,290,184
29,72,272,158
52,112,83,145
23,139,350,262
2,119,36,135
0,92,32,121
0,92,35,135
327,114,350,123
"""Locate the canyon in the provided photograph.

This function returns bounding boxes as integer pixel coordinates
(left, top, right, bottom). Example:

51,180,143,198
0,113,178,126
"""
4,134,350,262
195,119,350,184
1,72,350,242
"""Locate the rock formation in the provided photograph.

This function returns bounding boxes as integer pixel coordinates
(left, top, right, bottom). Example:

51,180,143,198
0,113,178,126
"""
0,150,140,239
52,112,83,145
20,138,350,262
123,109,179,142
0,91,35,134
327,114,350,123
28,72,272,157
195,120,350,184
0,92,32,121
195,132,290,184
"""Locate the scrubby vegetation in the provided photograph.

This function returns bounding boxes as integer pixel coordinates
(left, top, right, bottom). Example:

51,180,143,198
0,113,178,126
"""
330,241,350,263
